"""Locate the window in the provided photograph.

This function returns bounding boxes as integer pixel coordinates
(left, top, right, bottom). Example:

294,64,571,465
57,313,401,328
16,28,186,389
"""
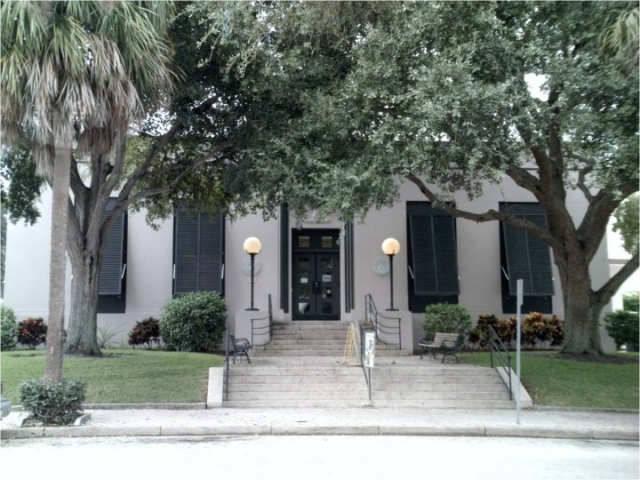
97,198,127,313
173,209,225,295
499,203,554,313
406,202,459,312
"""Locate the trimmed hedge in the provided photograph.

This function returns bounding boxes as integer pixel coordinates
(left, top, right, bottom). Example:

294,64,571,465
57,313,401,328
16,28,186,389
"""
423,303,472,341
160,291,227,352
18,378,86,425
604,310,639,351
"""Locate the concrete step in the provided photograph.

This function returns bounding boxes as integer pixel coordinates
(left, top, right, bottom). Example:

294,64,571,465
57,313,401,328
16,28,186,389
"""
372,381,507,392
268,339,351,346
272,322,349,330
228,382,365,391
254,350,346,357
270,334,347,340
371,399,514,409
226,389,368,401
261,344,347,351
370,390,511,401
229,367,362,376
224,399,371,408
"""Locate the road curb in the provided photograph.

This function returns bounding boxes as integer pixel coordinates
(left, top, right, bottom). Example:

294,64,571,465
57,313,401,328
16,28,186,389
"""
2,425,638,441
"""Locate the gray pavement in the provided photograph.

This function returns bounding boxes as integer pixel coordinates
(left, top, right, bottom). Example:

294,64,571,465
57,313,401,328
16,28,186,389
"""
2,405,638,441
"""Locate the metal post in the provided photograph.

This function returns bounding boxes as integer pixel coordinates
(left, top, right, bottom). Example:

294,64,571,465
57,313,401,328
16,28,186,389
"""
387,254,397,311
516,279,523,425
247,253,257,311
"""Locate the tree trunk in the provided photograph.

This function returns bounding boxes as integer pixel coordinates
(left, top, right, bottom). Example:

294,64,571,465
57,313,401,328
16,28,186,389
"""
556,251,603,354
44,143,72,381
65,248,102,356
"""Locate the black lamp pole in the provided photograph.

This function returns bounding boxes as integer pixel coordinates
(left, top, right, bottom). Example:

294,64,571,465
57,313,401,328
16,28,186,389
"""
387,253,397,311
247,252,257,311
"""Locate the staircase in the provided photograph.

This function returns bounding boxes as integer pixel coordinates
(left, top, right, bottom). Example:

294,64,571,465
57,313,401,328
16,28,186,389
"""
370,364,514,408
224,320,515,409
254,321,349,356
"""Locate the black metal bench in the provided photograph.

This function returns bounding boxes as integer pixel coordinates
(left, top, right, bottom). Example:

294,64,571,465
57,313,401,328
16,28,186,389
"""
229,334,252,364
419,332,462,363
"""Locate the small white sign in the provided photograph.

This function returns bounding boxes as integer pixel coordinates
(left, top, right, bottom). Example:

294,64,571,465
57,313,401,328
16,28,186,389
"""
322,274,332,283
364,332,376,368
300,277,308,284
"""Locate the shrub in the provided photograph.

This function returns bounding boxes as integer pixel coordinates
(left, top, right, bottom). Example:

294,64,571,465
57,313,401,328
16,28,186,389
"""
160,291,227,352
128,317,161,349
470,312,564,350
17,317,48,349
604,310,639,351
423,303,472,342
1,305,18,351
623,292,639,313
18,378,86,425
97,322,123,349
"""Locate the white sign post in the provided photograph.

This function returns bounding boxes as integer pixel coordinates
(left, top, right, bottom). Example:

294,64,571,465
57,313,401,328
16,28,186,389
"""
516,279,523,425
364,332,376,368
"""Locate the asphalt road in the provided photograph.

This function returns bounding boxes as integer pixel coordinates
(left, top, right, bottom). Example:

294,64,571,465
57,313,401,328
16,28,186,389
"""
2,435,638,480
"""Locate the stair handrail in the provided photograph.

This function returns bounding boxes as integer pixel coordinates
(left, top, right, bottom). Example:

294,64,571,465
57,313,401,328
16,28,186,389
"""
364,293,401,350
354,321,372,401
224,323,230,402
251,294,273,346
488,325,513,400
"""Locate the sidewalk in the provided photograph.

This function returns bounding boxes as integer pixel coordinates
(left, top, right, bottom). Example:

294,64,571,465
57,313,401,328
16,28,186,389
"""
2,406,638,441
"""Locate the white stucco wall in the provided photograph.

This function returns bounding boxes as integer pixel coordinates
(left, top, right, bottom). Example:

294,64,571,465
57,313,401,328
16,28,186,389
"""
3,173,616,350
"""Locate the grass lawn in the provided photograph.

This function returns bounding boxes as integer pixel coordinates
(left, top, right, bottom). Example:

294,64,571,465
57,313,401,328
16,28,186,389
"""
1,349,224,404
459,351,639,410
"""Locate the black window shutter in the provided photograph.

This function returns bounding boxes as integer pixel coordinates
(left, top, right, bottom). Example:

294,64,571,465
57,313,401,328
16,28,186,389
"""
408,203,459,295
99,198,126,295
501,204,554,296
174,209,224,295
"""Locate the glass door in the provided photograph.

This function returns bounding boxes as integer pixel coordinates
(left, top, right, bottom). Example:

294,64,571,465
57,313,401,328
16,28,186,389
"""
292,230,340,320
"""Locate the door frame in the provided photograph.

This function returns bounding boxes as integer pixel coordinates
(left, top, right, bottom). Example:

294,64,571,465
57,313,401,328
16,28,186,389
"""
291,229,341,320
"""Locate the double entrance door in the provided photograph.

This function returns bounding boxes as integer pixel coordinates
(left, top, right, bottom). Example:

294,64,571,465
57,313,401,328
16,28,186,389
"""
292,229,340,320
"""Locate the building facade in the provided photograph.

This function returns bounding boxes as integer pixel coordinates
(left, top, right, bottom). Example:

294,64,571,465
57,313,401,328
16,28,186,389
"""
3,175,616,351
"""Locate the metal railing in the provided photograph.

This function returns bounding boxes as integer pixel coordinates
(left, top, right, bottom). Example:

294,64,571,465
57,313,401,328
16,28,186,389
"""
364,294,401,350
224,325,230,402
355,322,372,401
488,325,513,400
251,294,273,346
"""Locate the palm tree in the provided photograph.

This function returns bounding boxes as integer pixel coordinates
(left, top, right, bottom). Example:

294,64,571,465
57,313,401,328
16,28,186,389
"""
600,5,639,65
1,1,174,380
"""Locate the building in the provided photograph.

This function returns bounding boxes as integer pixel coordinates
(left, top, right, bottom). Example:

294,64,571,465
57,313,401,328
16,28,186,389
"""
3,175,616,351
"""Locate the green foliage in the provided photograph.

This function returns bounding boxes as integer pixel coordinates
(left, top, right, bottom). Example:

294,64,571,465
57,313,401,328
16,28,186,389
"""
160,292,227,352
423,304,472,341
18,378,86,425
613,194,639,255
17,317,47,349
97,322,123,349
1,305,18,351
0,147,43,225
604,310,640,351
623,292,639,312
460,351,639,410
2,349,223,404
469,312,564,350
128,317,161,349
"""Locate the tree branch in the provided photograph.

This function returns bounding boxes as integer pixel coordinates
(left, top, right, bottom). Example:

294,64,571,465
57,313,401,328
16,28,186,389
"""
114,141,232,214
593,251,639,307
118,95,220,202
578,182,638,262
405,173,563,251
576,164,594,202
